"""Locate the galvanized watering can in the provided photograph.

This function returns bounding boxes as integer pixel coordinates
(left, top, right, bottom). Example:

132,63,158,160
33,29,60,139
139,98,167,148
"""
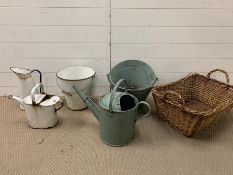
107,60,158,101
10,67,42,110
9,83,63,129
74,79,151,146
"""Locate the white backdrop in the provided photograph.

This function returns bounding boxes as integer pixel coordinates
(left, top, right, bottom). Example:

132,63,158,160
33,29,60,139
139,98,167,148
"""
0,0,233,96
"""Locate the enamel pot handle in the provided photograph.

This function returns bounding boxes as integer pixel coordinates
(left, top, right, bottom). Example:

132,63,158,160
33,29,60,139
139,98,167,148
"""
56,78,73,96
61,90,73,96
109,79,127,113
136,101,151,120
58,76,95,97
55,100,63,112
31,83,44,104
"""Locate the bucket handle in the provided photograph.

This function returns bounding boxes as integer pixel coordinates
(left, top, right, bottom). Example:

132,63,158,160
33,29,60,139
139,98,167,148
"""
31,83,44,104
106,74,114,91
109,79,127,113
136,101,151,120
56,78,94,97
56,78,73,96
61,90,73,96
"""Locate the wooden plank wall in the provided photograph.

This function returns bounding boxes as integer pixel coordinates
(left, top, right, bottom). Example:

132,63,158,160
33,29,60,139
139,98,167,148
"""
0,0,110,96
1,0,233,96
111,0,233,85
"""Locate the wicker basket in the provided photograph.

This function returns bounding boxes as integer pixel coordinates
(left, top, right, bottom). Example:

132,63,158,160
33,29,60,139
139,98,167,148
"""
152,69,233,137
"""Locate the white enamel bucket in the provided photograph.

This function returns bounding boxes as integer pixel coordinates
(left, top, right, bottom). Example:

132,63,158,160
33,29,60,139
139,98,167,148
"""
56,66,96,110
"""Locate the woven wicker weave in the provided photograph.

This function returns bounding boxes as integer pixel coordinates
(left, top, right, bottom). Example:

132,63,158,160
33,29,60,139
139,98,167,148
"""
152,69,233,137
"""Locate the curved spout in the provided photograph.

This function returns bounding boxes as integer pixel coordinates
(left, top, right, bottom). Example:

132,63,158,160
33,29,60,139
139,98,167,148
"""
73,85,100,121
8,95,24,105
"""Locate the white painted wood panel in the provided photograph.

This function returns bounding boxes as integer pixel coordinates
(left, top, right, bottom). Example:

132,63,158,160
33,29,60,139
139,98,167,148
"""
0,43,109,58
112,27,233,43
1,86,109,96
0,0,109,7
0,59,109,73
1,0,233,97
112,44,233,59
0,8,109,26
0,26,109,42
111,0,233,92
112,9,233,26
112,0,233,9
0,73,109,87
112,59,233,73
0,0,110,96
2,71,230,90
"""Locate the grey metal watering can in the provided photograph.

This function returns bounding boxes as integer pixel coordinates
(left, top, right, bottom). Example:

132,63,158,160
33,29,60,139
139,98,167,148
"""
74,79,151,146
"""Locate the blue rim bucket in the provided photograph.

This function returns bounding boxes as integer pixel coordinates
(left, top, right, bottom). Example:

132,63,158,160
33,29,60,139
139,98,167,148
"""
107,60,158,101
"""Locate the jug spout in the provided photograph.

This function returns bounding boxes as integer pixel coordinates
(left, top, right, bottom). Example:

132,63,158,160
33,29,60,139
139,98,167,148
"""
9,95,24,105
73,85,100,121
10,67,33,79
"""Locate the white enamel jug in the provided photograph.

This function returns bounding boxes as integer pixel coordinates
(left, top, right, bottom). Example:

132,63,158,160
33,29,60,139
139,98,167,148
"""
10,67,42,110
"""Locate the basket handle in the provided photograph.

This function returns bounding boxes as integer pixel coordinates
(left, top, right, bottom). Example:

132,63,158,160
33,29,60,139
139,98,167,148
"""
207,69,230,85
163,91,185,107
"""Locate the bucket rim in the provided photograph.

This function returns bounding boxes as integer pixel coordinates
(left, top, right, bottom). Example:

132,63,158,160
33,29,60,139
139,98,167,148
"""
108,59,158,91
56,66,96,81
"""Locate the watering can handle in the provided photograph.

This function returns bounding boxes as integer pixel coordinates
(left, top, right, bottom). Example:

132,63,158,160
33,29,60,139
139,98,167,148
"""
136,101,151,120
109,79,127,113
31,83,44,104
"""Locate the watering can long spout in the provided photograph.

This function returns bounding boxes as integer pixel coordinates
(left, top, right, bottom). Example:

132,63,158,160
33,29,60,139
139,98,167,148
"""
73,85,100,121
9,95,24,105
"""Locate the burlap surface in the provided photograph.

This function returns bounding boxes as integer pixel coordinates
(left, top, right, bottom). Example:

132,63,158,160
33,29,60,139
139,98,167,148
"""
0,96,232,175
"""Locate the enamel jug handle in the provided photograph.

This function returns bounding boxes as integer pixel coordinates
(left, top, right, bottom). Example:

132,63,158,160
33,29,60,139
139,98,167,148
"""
109,79,127,113
30,69,43,92
136,101,151,120
31,83,44,104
